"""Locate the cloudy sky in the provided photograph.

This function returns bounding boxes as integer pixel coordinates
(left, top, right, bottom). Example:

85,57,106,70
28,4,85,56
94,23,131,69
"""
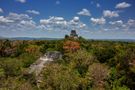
0,0,135,39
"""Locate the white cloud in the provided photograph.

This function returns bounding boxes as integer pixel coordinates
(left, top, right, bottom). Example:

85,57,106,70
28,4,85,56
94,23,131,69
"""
127,19,135,26
97,3,100,8
20,20,36,28
40,16,68,31
16,0,26,3
103,10,119,18
109,20,123,25
80,23,86,28
115,2,131,9
108,19,135,31
126,19,135,29
7,12,32,21
77,8,91,16
40,19,50,25
73,16,79,22
40,16,67,25
69,16,80,25
68,16,87,29
109,19,135,29
0,16,14,23
40,16,86,31
90,17,106,25
0,8,3,13
0,12,37,32
52,17,64,21
26,10,40,15
0,13,87,33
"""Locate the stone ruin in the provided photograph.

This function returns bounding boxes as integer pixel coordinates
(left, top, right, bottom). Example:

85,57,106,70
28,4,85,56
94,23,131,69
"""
70,30,78,39
45,51,62,60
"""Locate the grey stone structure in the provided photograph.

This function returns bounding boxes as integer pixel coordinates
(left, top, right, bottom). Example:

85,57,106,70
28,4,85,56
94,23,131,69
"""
70,30,78,39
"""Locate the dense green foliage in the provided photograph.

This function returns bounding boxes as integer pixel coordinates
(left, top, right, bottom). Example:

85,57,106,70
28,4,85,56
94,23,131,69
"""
0,39,135,90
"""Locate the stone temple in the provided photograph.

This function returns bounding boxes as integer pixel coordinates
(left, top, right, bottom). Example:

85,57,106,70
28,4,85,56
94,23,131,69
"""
70,30,78,39
45,51,62,60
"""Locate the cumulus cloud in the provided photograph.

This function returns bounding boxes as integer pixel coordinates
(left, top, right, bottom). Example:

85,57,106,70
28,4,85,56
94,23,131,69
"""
7,12,32,21
40,16,86,31
109,20,123,25
40,16,66,25
0,12,37,32
127,19,135,26
90,17,106,25
40,16,67,25
40,16,69,31
80,23,86,28
16,0,26,3
108,19,135,31
40,19,50,25
0,8,3,13
26,10,40,15
69,16,81,26
69,16,86,28
20,20,36,28
0,12,87,33
0,16,14,23
72,16,79,22
51,17,64,21
110,19,135,28
115,2,131,9
8,12,35,28
103,10,119,18
126,19,135,29
77,8,91,16
109,20,125,28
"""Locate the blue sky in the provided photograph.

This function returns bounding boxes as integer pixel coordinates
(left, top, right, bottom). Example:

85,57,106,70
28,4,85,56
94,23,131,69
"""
0,0,135,39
